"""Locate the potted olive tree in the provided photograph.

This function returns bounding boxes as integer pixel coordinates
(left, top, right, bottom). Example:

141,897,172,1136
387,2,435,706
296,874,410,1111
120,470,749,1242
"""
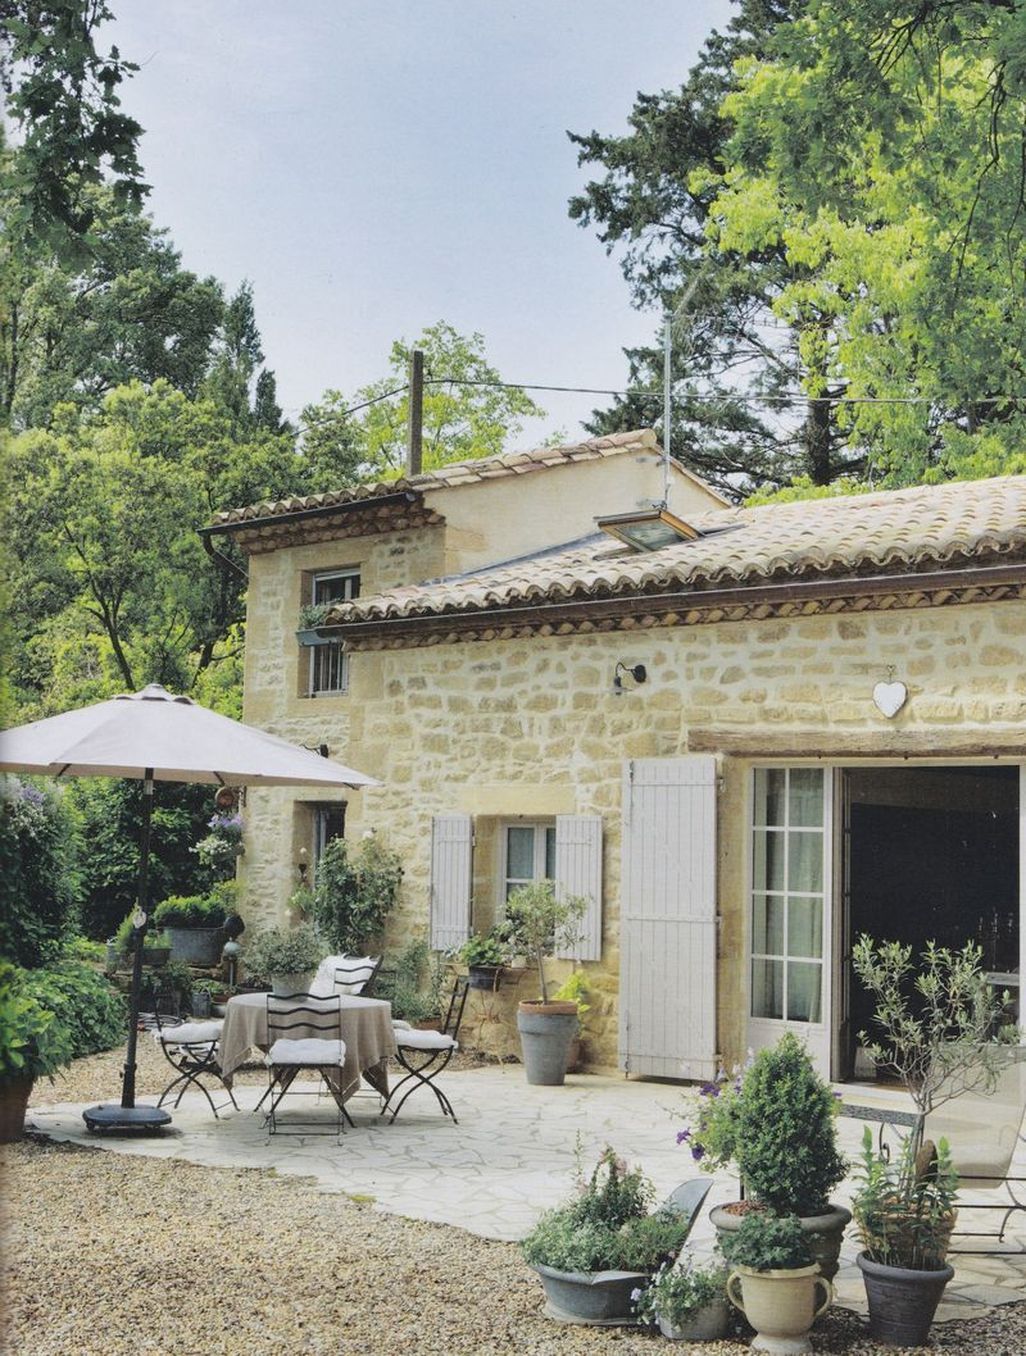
244,925,324,996
521,1146,697,1324
506,882,587,1086
723,1212,833,1354
682,1033,849,1280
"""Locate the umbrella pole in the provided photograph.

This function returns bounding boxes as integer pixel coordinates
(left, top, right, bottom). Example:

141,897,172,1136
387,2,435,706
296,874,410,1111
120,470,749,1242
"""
120,772,154,1108
84,771,170,1132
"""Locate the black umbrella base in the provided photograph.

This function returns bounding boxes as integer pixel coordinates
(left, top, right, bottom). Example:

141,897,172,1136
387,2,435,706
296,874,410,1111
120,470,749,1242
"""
82,1103,172,1133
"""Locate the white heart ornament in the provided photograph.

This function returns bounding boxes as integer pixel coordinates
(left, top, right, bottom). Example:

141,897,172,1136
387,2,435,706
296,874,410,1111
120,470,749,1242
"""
873,680,907,719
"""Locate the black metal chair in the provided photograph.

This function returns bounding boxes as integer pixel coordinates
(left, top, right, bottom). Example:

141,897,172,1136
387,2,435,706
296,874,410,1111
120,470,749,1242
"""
381,975,470,1125
264,992,349,1141
333,955,382,995
153,1004,238,1118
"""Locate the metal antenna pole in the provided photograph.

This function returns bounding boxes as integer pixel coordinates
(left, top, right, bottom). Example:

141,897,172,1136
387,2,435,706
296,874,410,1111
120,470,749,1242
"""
407,348,424,476
662,312,672,507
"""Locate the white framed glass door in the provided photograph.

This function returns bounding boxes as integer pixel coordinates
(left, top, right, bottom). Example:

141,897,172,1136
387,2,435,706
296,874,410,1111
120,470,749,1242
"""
747,766,832,1075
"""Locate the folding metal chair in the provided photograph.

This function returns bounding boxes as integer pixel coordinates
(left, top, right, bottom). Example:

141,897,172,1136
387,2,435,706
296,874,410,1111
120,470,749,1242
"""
264,992,349,1141
310,954,382,997
153,1006,238,1118
381,975,469,1125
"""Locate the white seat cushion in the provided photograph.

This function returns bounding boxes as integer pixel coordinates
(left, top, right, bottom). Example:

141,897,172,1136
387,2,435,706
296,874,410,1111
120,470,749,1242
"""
266,1038,346,1067
396,1029,457,1052
391,1019,413,1031
156,1020,223,1045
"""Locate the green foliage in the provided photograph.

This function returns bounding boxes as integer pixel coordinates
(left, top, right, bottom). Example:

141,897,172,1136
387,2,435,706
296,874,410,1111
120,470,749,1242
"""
852,935,1014,1124
21,959,125,1060
0,776,79,967
851,1127,959,1271
0,961,75,1085
504,881,586,1003
679,1034,845,1215
522,1147,689,1273
309,835,403,956
379,938,448,1023
633,1256,728,1327
551,970,591,1022
720,1212,813,1271
243,925,324,981
152,893,226,929
455,926,513,968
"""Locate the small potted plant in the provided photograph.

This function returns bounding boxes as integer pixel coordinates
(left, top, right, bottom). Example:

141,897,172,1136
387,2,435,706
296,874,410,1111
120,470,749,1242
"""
296,601,334,645
550,970,590,1072
153,889,230,966
244,924,325,995
851,1127,959,1346
521,1146,697,1324
456,927,511,990
632,1255,730,1341
505,882,587,1086
683,1033,849,1279
722,1212,832,1354
0,963,73,1142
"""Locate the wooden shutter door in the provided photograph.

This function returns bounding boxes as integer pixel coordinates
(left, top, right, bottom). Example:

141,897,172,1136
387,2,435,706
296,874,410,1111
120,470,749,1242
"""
554,815,602,961
620,756,718,1080
429,814,473,951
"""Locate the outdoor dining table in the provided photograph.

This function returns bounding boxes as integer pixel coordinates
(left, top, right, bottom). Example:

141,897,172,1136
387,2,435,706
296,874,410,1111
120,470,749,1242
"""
219,992,397,1102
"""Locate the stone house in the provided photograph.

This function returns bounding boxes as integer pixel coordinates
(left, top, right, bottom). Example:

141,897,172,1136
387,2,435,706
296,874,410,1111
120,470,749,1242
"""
207,430,1026,1082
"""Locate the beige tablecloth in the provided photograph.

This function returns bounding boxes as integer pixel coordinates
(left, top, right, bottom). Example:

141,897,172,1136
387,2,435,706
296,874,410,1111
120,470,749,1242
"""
219,993,396,1100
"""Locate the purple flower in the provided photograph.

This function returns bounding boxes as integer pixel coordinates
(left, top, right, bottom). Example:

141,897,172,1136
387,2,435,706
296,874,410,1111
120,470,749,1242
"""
676,1128,692,1145
699,1081,720,1098
690,1143,705,1162
19,784,46,806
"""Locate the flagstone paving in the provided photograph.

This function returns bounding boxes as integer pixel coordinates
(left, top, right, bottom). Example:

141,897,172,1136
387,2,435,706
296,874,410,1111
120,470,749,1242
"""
26,1065,1026,1324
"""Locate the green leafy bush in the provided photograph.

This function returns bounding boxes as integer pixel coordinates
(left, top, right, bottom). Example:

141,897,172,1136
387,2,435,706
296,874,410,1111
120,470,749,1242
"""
0,962,75,1085
851,1127,959,1271
21,960,125,1060
244,925,324,980
633,1256,728,1326
0,777,79,967
522,1146,690,1274
720,1213,813,1272
310,835,402,954
152,893,227,928
380,938,448,1023
455,927,511,968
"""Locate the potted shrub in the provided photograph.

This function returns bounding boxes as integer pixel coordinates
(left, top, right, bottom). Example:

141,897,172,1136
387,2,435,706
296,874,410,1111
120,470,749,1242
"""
851,1126,959,1345
722,1212,832,1355
0,963,74,1142
153,892,228,966
189,977,227,1019
113,913,172,969
632,1255,730,1341
521,1146,696,1324
296,601,334,645
244,924,324,995
683,1033,849,1279
506,881,587,1086
456,927,512,990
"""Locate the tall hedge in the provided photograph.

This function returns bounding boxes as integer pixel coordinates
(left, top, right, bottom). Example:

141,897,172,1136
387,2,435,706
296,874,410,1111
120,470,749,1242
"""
0,777,79,967
22,960,125,1059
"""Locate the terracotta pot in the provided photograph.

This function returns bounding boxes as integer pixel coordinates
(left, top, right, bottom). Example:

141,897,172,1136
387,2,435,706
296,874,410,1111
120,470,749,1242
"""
0,1075,35,1144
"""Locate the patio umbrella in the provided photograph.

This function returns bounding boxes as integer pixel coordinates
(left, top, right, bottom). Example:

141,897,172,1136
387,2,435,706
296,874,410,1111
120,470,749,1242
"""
0,683,378,1132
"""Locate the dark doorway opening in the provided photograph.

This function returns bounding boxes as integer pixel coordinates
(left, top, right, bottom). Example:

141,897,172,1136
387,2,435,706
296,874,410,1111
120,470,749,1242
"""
843,765,1019,1078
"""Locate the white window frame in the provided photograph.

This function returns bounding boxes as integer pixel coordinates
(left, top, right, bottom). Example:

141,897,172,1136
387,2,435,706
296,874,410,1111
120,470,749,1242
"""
499,819,556,906
308,568,360,696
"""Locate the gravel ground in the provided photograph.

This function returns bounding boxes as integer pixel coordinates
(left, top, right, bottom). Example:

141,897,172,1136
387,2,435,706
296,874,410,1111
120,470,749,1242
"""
3,1043,1026,1355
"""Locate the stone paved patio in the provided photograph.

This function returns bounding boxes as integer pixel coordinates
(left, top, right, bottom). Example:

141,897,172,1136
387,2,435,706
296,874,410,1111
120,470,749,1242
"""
26,1065,1026,1323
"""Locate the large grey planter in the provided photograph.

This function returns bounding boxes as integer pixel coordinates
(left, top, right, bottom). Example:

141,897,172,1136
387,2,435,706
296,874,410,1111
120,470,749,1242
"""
531,1263,647,1324
167,926,224,967
516,1002,578,1086
856,1251,953,1347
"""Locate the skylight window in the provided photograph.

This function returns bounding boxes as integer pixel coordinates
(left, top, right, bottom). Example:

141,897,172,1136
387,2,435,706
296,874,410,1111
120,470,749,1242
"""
595,507,700,552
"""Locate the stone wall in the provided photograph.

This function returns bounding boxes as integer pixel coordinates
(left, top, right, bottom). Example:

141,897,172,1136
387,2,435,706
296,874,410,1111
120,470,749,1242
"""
238,538,1026,1074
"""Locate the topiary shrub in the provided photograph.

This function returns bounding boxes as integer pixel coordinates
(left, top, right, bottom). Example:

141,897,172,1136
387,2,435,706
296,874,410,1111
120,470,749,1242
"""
0,777,79,968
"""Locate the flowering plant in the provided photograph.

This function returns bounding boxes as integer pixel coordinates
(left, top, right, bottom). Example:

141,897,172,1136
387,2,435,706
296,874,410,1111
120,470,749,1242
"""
194,810,245,877
677,1059,747,1171
632,1255,728,1327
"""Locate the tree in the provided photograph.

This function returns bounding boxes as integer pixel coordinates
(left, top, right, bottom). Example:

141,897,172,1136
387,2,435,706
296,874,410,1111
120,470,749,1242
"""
0,0,148,256
300,321,545,485
705,0,1026,486
567,1,857,494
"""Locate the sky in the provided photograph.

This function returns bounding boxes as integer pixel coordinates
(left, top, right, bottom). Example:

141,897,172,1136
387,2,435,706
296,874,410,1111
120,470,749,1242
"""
111,0,736,447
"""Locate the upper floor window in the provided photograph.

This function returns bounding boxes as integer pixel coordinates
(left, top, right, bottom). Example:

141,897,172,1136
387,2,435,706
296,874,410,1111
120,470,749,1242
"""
308,569,360,695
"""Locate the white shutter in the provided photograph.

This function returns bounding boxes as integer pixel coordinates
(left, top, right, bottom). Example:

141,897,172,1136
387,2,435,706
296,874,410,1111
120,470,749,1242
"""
554,815,603,961
429,814,473,951
620,756,718,1080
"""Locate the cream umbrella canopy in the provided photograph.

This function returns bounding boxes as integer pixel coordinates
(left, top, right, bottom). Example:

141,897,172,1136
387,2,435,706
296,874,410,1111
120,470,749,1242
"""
0,684,378,1131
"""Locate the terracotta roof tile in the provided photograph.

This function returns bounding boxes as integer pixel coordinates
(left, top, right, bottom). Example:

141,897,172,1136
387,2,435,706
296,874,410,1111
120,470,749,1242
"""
323,475,1026,625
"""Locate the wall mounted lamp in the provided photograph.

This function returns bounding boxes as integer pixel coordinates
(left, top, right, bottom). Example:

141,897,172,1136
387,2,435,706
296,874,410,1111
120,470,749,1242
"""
302,741,330,759
297,846,309,883
612,661,648,695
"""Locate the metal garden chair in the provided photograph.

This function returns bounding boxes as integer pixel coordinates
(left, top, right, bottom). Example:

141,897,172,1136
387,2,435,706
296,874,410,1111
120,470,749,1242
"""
381,974,470,1125
152,1004,238,1118
263,992,349,1142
